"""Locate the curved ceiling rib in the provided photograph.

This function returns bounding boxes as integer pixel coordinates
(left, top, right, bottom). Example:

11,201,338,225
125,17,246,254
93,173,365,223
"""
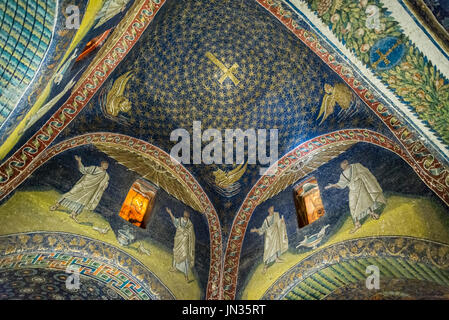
1,0,448,213
263,236,449,300
0,0,56,126
0,0,448,301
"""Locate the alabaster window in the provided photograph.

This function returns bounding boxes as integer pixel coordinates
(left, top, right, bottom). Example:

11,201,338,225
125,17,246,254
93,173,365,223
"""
119,179,158,229
293,177,326,228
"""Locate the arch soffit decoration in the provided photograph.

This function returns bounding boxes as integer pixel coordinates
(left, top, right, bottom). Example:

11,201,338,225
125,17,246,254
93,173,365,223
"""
0,0,447,198
0,0,447,300
222,128,449,299
1,231,176,300
3,132,223,300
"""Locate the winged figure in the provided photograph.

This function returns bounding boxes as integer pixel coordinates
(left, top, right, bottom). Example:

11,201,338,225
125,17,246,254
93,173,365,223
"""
213,162,247,189
105,71,133,117
316,83,354,124
94,0,132,29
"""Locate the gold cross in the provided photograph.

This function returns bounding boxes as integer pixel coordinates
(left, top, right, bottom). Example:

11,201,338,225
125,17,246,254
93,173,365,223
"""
206,52,240,85
372,39,401,69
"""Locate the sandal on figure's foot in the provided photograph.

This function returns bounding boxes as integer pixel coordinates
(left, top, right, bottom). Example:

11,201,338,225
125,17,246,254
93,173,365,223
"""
70,213,79,223
349,224,361,234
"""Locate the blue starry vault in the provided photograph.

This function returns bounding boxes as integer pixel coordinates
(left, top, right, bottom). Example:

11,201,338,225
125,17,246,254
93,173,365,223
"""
57,0,395,233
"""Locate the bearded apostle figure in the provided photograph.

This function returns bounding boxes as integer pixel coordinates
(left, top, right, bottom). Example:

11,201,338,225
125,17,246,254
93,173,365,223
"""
50,156,110,222
251,206,289,274
325,160,386,234
166,207,195,281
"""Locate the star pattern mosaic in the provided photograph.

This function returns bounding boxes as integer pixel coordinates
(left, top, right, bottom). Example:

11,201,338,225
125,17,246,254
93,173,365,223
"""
58,0,395,234
0,268,124,300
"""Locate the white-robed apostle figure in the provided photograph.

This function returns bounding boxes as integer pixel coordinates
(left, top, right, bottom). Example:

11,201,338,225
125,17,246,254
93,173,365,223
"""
251,206,289,274
50,155,110,222
325,160,386,233
166,207,195,282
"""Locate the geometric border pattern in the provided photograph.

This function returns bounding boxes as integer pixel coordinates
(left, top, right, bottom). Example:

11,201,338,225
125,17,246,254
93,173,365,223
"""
0,0,448,301
299,0,449,150
0,231,176,299
1,254,143,300
261,236,449,300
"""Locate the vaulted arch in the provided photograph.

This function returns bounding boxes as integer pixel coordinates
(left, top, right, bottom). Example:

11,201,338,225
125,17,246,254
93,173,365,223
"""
0,0,448,301
1,132,222,300
222,129,449,299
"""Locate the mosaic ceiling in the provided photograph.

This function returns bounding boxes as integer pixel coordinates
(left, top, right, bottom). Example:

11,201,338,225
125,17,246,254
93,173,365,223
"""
57,0,397,230
0,0,56,124
0,0,448,301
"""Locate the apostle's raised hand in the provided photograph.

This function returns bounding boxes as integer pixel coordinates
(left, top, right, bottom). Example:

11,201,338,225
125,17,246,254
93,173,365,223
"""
75,155,81,162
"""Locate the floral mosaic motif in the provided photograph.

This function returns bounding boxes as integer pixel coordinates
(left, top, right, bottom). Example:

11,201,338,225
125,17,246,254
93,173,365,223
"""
305,0,449,145
308,0,402,63
381,46,449,137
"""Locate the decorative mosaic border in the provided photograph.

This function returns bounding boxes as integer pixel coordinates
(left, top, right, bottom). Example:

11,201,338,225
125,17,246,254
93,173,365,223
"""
222,128,449,299
403,0,449,54
0,231,175,300
296,0,449,149
0,0,448,301
0,133,223,300
261,236,449,300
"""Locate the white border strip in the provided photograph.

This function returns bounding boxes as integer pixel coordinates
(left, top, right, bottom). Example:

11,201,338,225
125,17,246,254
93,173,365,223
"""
287,0,449,161
383,0,449,79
